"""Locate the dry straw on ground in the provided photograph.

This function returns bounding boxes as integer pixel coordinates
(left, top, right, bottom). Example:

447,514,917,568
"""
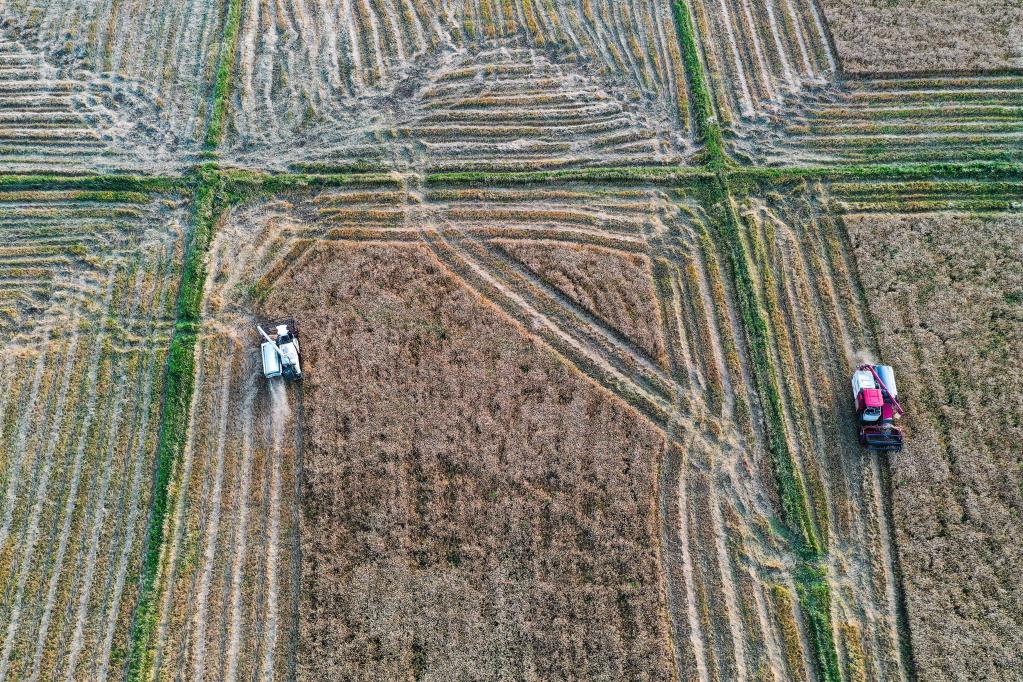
820,0,1023,73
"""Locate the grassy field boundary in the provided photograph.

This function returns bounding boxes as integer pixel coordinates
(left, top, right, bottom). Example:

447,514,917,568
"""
204,0,244,150
125,0,244,675
704,178,843,682
424,165,714,186
671,0,726,167
0,175,184,192
124,167,225,681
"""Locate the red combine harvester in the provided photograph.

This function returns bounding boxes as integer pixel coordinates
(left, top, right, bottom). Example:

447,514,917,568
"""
851,364,904,452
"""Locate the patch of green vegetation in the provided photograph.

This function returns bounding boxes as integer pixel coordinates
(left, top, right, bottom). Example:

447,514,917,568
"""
223,169,401,195
0,174,183,192
204,0,244,150
795,561,842,682
704,180,821,554
124,166,226,682
671,0,725,168
727,161,1023,193
425,166,712,186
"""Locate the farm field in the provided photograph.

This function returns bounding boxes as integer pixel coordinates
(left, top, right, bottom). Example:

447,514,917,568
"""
144,181,915,681
227,1,696,171
0,0,1020,681
0,0,222,172
847,212,1023,681
0,188,187,680
684,0,1023,166
818,0,1023,74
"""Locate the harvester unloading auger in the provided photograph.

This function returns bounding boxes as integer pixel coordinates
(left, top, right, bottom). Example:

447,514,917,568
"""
851,363,904,452
258,319,302,381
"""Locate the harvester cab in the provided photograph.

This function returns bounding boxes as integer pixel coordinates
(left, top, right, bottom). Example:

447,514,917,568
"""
851,364,903,453
258,320,302,381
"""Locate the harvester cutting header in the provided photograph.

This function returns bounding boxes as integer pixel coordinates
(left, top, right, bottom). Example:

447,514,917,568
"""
851,363,904,452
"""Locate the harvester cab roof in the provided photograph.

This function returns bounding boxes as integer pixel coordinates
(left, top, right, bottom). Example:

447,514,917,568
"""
258,319,302,381
851,364,904,453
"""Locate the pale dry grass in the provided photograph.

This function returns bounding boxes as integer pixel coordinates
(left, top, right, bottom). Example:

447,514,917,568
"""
820,0,1023,73
264,243,674,680
848,212,1023,681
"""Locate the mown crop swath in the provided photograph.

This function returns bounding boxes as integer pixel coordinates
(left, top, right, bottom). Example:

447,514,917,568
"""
227,0,695,170
139,188,308,682
733,186,913,680
0,0,222,172
684,0,836,125
681,0,1023,168
0,190,186,680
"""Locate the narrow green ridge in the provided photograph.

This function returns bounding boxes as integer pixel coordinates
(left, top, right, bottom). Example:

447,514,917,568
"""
703,173,842,682
124,167,225,682
0,174,184,192
425,165,714,186
125,0,244,677
204,0,244,151
668,2,842,679
671,0,725,167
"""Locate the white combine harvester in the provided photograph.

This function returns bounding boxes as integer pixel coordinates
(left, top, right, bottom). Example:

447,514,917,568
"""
258,320,302,381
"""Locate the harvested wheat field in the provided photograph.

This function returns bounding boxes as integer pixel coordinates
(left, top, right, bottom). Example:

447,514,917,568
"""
0,189,187,679
0,0,222,172
271,242,674,678
819,0,1023,74
0,0,1021,681
227,1,695,170
847,212,1023,681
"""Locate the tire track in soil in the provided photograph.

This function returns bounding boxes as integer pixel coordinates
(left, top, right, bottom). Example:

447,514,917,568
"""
286,383,304,682
706,471,749,680
160,343,228,682
93,303,173,679
678,459,715,682
0,334,50,552
258,379,290,682
62,364,130,680
58,265,149,680
418,224,675,426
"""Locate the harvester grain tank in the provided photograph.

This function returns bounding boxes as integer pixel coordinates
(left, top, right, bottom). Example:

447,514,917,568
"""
851,363,903,452
258,320,302,380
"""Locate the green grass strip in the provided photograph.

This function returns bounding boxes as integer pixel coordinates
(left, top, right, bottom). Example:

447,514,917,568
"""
204,0,244,150
124,168,222,681
222,168,402,193
796,561,843,682
425,165,713,186
0,174,184,192
702,178,841,682
705,180,821,553
671,0,725,168
727,161,1023,193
